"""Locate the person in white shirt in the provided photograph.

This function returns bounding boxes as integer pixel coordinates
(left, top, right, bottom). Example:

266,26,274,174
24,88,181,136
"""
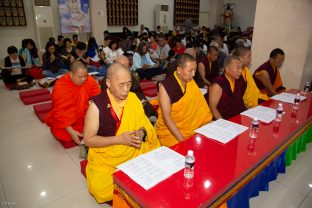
243,35,252,48
215,35,229,56
139,24,148,36
152,35,171,64
156,25,163,34
103,40,124,64
132,41,161,80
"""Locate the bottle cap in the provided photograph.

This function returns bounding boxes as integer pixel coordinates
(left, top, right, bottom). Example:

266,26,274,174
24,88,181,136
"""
278,103,283,107
253,117,258,121
187,150,194,156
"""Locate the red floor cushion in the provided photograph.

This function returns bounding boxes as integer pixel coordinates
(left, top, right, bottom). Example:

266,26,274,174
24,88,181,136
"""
140,81,157,91
59,140,77,149
33,102,52,114
21,93,51,105
80,159,88,178
19,88,50,99
36,112,48,123
143,88,157,97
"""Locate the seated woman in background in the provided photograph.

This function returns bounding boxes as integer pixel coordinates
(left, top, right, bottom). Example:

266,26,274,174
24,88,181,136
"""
61,38,76,70
42,41,68,78
173,38,186,56
18,39,32,66
132,41,161,80
73,41,97,73
28,39,40,65
103,39,124,64
86,37,98,58
3,46,32,86
149,34,158,51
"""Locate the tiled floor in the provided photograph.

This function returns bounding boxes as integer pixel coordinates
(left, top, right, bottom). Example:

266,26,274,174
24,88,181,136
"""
0,82,107,208
0,81,311,208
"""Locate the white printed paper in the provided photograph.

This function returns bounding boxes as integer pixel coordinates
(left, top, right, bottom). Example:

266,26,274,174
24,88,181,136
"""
195,119,248,144
271,92,306,104
241,105,276,123
117,146,185,190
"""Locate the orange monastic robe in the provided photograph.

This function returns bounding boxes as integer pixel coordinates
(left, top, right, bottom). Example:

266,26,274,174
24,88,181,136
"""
45,74,100,142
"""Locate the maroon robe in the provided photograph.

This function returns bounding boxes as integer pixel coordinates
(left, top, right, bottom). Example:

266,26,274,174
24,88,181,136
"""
211,74,247,120
253,61,286,93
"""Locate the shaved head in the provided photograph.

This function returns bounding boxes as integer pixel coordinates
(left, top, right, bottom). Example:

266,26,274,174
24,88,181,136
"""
106,63,132,102
69,61,88,86
116,55,130,68
106,63,130,80
184,48,196,59
70,60,87,73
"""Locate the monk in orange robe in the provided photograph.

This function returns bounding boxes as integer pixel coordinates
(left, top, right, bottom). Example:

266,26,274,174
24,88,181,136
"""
46,61,101,145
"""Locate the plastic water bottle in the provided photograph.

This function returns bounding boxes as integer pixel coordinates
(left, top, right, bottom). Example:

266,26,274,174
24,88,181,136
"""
303,82,310,95
293,93,301,110
249,117,260,138
275,103,283,122
304,82,310,93
184,150,195,179
32,79,37,88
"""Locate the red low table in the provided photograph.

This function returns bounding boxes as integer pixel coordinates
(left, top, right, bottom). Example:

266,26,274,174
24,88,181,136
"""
113,89,312,207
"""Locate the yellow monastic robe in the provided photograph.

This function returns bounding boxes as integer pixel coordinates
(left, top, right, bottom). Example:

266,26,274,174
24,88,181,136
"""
242,66,269,108
86,92,160,203
155,72,213,147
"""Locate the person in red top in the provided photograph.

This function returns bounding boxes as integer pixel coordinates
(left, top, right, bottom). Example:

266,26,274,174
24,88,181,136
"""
173,38,186,55
45,61,101,145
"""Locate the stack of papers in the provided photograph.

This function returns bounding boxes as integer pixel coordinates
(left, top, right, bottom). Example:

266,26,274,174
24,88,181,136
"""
117,146,185,190
241,105,276,123
271,92,306,104
195,119,248,144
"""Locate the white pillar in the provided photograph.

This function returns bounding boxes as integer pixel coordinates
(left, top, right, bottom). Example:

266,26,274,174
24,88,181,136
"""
89,0,107,45
251,0,312,89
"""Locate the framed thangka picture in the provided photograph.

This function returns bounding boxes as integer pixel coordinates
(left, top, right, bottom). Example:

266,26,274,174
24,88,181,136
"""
0,0,27,26
58,0,91,33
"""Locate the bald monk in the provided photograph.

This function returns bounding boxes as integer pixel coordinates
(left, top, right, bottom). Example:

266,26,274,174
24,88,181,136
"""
101,55,157,118
45,61,101,145
253,48,286,96
233,47,269,108
155,53,213,147
209,56,246,120
198,46,220,88
84,63,160,203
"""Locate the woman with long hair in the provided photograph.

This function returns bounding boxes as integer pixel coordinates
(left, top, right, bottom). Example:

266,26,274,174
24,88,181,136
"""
42,41,67,78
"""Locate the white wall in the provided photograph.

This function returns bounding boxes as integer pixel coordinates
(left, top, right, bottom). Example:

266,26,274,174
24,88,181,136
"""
300,34,312,90
89,0,107,44
107,0,174,33
251,0,312,89
204,0,223,28
225,0,257,30
106,0,222,32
